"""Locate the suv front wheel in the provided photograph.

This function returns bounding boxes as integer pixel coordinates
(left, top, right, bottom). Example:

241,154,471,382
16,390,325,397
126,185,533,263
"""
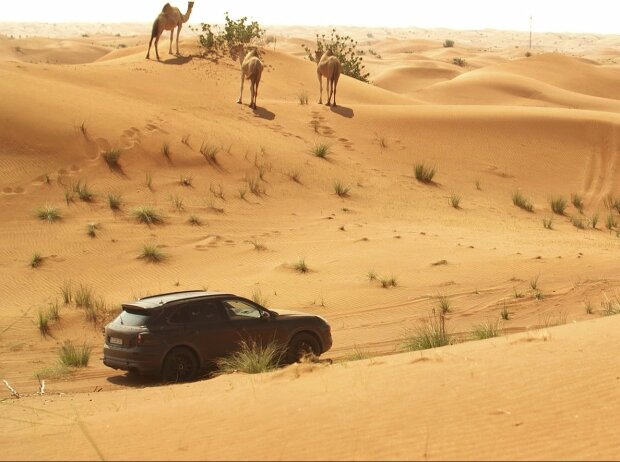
285,333,320,364
161,347,198,383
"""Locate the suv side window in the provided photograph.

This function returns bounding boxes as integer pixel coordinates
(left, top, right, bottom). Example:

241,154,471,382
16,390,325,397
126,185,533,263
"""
169,300,223,324
221,299,262,320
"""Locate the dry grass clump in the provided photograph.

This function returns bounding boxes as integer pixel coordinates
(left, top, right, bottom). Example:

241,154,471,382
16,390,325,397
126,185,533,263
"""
570,216,585,230
601,293,620,316
200,143,219,165
251,287,269,307
403,311,451,351
87,222,99,238
606,213,617,231
543,216,553,229
102,148,121,170
448,193,461,209
73,180,94,202
311,143,331,159
59,340,91,367
108,193,122,210
443,39,455,48
550,196,568,215
133,206,164,225
414,162,436,184
140,244,167,263
293,258,309,274
245,175,265,196
30,253,43,268
512,191,534,212
571,193,584,213
216,340,282,374
471,319,501,340
333,181,350,198
188,215,202,226
36,204,61,223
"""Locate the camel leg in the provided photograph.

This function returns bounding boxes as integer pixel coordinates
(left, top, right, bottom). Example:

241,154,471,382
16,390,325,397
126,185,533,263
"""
254,77,260,109
326,79,333,106
176,24,182,55
317,72,323,104
237,72,244,104
154,31,163,60
332,79,338,107
169,29,174,54
146,37,154,59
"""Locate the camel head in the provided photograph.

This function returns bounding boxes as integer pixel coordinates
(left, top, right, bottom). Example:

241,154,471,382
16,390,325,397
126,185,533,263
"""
188,1,195,8
314,50,323,63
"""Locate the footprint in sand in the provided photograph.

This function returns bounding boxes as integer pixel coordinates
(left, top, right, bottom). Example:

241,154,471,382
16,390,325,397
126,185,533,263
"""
194,235,222,251
2,187,25,195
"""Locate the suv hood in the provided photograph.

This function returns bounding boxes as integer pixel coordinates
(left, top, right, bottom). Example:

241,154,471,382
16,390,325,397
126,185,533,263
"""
270,308,309,317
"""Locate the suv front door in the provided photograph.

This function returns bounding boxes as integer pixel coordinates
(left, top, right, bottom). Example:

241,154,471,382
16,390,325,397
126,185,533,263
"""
219,297,279,352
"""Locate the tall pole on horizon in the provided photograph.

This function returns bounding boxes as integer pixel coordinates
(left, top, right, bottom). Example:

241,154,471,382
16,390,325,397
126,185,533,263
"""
529,15,533,49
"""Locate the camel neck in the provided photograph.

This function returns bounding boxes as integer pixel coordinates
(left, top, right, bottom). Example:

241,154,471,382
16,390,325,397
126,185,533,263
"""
182,8,193,23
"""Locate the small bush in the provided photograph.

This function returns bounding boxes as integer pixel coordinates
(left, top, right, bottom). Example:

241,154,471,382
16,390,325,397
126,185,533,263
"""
403,311,451,351
36,204,61,223
543,216,553,229
414,163,436,183
59,341,91,368
601,293,620,316
367,270,377,281
198,12,265,52
133,206,163,225
452,57,466,67
102,148,121,169
30,253,43,268
471,319,501,340
550,196,568,215
379,275,397,288
216,340,282,374
311,143,331,159
140,244,167,263
443,39,455,48
333,181,350,198
108,193,122,210
512,191,534,212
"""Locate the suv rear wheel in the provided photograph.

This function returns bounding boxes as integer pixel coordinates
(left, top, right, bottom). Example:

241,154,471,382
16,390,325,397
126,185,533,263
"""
161,347,198,383
286,333,320,364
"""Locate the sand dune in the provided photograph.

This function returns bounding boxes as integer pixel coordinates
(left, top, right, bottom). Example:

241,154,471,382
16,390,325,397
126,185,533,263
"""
1,25,620,460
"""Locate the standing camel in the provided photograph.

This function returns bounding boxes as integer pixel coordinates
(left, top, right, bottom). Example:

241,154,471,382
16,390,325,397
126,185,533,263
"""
233,45,264,110
315,49,342,106
146,2,194,60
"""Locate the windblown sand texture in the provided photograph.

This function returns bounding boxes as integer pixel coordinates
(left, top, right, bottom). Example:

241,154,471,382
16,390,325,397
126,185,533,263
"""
1,23,620,460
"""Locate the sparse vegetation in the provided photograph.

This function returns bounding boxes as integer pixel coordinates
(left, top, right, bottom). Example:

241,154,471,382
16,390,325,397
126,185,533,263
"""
171,195,184,212
530,275,540,291
102,148,121,170
584,299,594,315
216,340,282,374
133,206,163,225
543,216,553,229
449,193,461,209
161,142,171,160
550,196,568,215
87,222,99,238
437,295,452,314
414,162,436,184
500,304,510,320
37,310,51,336
298,91,309,105
293,258,309,274
251,287,269,307
452,57,466,67
512,191,534,212
606,213,617,230
140,244,167,263
571,216,586,230
571,193,584,213
311,143,331,159
245,175,264,196
200,143,219,165
590,213,599,229
333,181,350,198
108,193,122,210
197,12,265,53
403,311,451,351
74,283,95,309
379,275,398,288
210,183,226,200
367,269,377,282
188,215,202,226
443,39,455,48
471,319,501,340
601,293,620,316
73,181,94,202
60,280,73,305
30,253,43,268
59,340,91,368
36,204,61,223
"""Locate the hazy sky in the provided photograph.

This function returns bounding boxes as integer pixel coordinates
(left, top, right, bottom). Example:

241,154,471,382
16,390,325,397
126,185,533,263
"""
2,0,620,34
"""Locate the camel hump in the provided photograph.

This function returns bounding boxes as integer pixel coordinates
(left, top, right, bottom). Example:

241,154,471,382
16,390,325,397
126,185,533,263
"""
162,3,173,13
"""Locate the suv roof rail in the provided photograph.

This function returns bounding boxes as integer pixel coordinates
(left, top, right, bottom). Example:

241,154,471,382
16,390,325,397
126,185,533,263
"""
139,290,210,301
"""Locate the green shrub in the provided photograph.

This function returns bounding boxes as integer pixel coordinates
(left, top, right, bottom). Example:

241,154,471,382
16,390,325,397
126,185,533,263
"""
140,244,167,263
73,181,94,202
302,28,370,82
443,39,455,48
311,143,331,159
133,207,163,225
197,12,264,52
36,204,61,222
452,57,466,67
293,258,309,274
108,193,122,210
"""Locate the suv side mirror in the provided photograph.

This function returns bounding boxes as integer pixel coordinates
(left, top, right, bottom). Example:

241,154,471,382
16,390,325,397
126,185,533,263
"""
260,311,270,321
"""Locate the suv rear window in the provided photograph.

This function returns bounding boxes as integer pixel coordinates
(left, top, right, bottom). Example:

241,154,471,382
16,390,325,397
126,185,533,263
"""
118,307,161,327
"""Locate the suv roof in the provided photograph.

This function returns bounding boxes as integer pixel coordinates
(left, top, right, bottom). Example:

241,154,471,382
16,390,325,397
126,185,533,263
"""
128,290,234,310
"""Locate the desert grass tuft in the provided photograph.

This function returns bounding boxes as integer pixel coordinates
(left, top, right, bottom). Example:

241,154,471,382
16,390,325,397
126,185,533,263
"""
333,181,350,198
437,295,452,314
606,213,617,230
550,196,568,215
37,310,51,336
601,293,620,316
529,275,540,291
133,206,163,225
36,204,61,223
200,143,219,165
590,213,599,229
60,280,73,305
512,191,534,212
448,193,461,209
584,299,594,315
414,162,436,184
403,311,451,351
293,258,309,274
87,223,99,238
161,142,171,160
140,244,167,263
216,340,282,374
367,269,377,282
311,143,331,159
379,275,398,288
471,319,501,340
248,239,267,251
209,183,226,200
74,283,95,308
59,340,91,368
107,193,122,210
102,148,121,170
298,91,309,105
170,195,184,212
73,181,94,202
188,215,202,226
251,287,269,307
245,175,265,196
500,303,510,320
543,216,553,229
571,216,585,229
30,253,43,268
571,193,584,213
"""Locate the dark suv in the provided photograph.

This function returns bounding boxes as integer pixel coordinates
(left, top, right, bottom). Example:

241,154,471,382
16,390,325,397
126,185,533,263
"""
103,291,332,382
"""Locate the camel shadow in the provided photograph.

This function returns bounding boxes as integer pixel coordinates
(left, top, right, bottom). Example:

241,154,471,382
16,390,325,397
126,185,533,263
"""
253,106,276,121
330,105,354,118
161,55,193,66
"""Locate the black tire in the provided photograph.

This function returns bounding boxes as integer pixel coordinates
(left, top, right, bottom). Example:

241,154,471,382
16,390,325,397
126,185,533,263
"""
161,347,198,383
286,333,321,364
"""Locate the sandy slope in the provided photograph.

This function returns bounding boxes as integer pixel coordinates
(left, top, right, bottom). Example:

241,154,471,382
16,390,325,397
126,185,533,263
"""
1,25,620,460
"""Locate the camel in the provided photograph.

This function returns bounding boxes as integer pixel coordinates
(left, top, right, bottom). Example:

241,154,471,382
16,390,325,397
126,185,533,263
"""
232,45,264,110
146,2,194,60
315,49,342,106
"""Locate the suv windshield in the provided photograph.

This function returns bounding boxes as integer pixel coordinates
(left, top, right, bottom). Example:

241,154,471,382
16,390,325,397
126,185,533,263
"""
118,307,161,327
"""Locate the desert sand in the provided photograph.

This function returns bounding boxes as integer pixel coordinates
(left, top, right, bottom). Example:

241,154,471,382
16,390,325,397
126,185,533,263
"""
0,21,620,460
